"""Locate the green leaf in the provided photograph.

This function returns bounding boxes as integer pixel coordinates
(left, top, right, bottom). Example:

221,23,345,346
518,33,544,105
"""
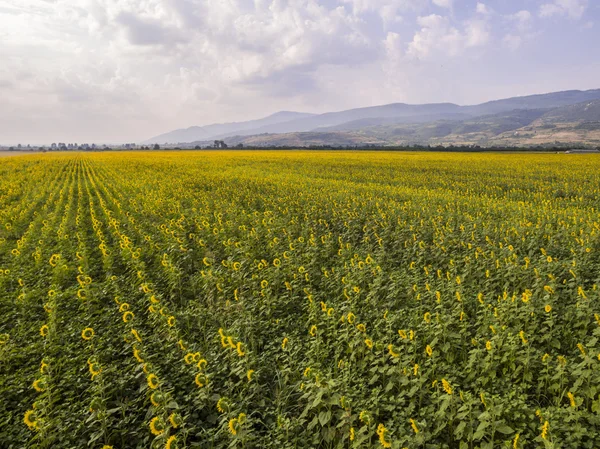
454,421,467,439
495,423,514,435
319,410,332,426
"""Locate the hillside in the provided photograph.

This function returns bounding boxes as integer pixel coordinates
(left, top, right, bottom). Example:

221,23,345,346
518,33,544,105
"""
223,99,600,148
144,111,316,144
147,89,600,147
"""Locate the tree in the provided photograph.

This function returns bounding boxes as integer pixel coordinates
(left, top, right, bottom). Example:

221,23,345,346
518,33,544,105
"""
153,144,160,150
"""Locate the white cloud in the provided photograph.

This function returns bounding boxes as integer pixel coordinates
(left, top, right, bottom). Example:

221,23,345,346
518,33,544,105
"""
512,10,532,23
384,31,403,62
507,9,533,34
432,0,452,9
540,0,588,19
407,14,489,60
465,20,490,47
476,3,490,15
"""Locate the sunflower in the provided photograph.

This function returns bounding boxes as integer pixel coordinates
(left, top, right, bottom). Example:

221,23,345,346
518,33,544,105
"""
376,423,392,448
150,392,163,407
364,339,373,349
247,369,255,381
426,345,433,357
218,328,228,348
197,359,207,370
281,337,289,350
184,353,195,364
387,344,400,358
147,373,159,389
216,397,228,413
167,316,175,327
89,362,102,378
133,347,144,363
169,412,183,428
122,311,134,323
442,378,453,395
119,303,130,312
149,417,165,436
131,329,142,343
24,409,38,430
81,327,94,340
32,379,45,392
165,435,177,449
359,410,371,424
236,342,245,356
195,373,208,388
40,325,49,337
409,418,419,434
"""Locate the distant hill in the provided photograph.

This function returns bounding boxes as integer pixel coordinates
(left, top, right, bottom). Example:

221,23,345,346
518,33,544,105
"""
144,111,316,144
146,89,600,147
538,99,600,123
465,90,600,116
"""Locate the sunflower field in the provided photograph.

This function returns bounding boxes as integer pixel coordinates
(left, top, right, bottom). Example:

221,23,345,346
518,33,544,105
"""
1,151,600,449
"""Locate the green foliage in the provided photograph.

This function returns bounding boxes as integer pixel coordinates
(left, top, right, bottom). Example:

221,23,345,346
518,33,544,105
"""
1,151,600,449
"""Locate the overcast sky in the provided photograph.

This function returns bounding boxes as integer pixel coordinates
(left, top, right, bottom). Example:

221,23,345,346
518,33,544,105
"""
1,0,599,145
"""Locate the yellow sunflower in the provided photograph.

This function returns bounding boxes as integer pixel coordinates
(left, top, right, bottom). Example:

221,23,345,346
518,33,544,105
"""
149,417,165,436
24,410,38,430
81,327,94,340
147,373,159,389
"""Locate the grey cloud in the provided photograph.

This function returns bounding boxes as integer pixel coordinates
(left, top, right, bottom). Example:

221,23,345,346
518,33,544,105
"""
116,11,188,46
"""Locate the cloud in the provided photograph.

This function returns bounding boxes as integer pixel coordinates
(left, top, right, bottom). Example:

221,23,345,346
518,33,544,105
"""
476,3,490,15
432,0,452,9
2,0,596,145
115,11,187,46
511,10,532,24
407,14,489,60
501,8,537,50
540,0,588,19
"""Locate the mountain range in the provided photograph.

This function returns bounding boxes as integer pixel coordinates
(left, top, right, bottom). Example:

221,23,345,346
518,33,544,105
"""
145,89,600,147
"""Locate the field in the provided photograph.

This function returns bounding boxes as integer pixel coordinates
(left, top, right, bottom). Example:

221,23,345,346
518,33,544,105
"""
1,151,600,449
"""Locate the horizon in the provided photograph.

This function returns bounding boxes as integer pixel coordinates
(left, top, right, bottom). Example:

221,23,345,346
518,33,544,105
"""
2,86,600,147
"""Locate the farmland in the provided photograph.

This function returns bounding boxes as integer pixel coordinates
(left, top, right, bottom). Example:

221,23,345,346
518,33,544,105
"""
1,151,600,449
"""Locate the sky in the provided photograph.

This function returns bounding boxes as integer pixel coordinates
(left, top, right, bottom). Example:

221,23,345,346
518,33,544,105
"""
1,0,599,145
